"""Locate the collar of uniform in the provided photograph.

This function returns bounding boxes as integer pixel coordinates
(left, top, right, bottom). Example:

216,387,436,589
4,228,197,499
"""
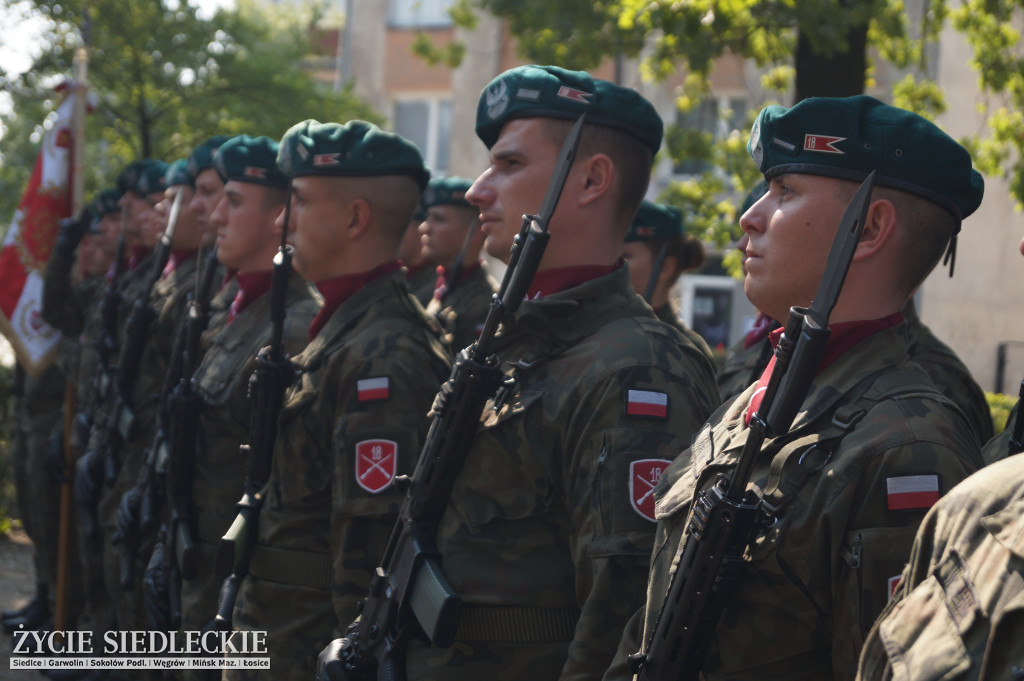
161,248,198,279
128,244,151,270
745,313,779,349
433,260,482,301
403,261,432,279
308,261,403,340
229,269,273,323
525,260,622,300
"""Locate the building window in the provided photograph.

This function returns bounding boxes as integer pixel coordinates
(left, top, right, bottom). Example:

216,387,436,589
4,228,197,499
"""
393,97,452,175
673,95,749,176
389,0,455,28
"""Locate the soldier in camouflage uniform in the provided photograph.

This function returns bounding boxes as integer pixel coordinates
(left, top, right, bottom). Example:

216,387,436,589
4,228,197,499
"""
419,175,496,353
226,120,451,681
177,135,319,650
856,454,1024,680
374,65,719,681
622,199,715,366
398,207,439,306
604,95,987,681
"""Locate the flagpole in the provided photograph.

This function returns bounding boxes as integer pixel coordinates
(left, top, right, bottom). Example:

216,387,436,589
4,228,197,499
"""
56,16,89,640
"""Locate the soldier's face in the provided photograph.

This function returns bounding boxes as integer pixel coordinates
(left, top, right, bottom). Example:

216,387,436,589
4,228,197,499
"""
739,173,849,323
159,184,202,250
397,217,428,266
419,205,475,265
189,169,225,239
215,181,282,273
118,191,148,242
467,118,561,264
282,176,343,282
138,191,165,249
98,213,121,256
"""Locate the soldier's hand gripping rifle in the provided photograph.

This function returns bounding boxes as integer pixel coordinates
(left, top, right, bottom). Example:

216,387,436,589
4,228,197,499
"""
316,114,587,681
209,194,298,632
102,188,184,484
627,171,875,681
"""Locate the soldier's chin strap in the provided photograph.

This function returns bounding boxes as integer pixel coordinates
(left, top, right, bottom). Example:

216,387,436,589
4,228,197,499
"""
942,234,957,277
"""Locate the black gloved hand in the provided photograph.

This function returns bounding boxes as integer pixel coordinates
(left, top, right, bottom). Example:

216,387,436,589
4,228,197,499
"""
316,638,355,681
142,531,170,632
54,213,91,257
44,428,68,484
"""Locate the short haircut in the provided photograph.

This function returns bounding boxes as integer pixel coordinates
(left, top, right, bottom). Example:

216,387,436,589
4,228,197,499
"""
340,175,422,248
541,119,653,232
260,185,288,213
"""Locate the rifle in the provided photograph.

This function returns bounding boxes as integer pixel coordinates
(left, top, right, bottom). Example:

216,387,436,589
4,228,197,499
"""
102,188,184,484
318,114,586,681
163,246,222,627
626,171,875,681
210,190,298,632
76,227,127,543
437,216,480,305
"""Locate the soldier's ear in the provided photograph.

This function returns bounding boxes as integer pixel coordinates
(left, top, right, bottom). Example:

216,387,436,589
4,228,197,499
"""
577,153,615,208
346,197,373,240
851,197,897,263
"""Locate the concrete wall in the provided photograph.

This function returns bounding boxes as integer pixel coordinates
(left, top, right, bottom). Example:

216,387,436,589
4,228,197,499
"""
918,22,1024,393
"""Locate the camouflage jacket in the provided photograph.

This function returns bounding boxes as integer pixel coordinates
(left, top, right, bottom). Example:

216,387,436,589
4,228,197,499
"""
654,303,716,368
191,273,319,544
981,402,1021,465
405,266,720,681
856,455,1024,681
606,322,983,681
716,332,775,405
903,301,992,447
425,263,496,354
407,264,439,307
231,271,451,679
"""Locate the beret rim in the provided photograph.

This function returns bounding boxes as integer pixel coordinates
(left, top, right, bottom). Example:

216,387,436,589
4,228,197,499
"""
764,162,969,226
290,166,430,191
479,108,658,154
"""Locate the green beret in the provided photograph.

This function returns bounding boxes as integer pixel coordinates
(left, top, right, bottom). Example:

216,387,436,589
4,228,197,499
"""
91,188,123,218
475,65,663,155
626,200,684,243
116,159,159,195
747,95,984,223
136,160,169,196
165,159,192,187
187,134,231,182
421,176,473,209
277,119,430,190
215,135,288,188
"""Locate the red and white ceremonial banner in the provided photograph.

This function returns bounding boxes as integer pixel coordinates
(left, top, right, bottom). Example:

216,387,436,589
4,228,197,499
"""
0,90,79,376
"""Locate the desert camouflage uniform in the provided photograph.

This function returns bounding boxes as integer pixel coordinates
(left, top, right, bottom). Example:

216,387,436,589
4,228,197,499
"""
404,266,719,681
856,454,1024,681
227,270,451,681
653,303,715,368
605,322,983,681
425,263,496,354
179,273,318,641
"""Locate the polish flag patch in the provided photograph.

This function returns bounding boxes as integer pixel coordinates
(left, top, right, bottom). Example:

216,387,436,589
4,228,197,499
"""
357,377,390,402
887,574,902,602
355,439,397,493
886,474,940,511
630,459,672,521
626,389,668,419
556,86,593,104
803,134,846,154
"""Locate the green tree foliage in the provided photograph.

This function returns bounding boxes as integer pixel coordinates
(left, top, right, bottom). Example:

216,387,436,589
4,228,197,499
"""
0,0,381,227
424,0,1024,263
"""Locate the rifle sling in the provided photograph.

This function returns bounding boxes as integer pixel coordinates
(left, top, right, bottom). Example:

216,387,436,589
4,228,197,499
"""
455,605,579,644
247,545,332,590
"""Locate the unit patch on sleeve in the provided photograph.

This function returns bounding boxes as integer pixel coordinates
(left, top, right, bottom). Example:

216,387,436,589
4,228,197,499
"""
885,474,940,511
626,389,668,419
355,439,397,493
357,377,390,402
630,459,672,522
